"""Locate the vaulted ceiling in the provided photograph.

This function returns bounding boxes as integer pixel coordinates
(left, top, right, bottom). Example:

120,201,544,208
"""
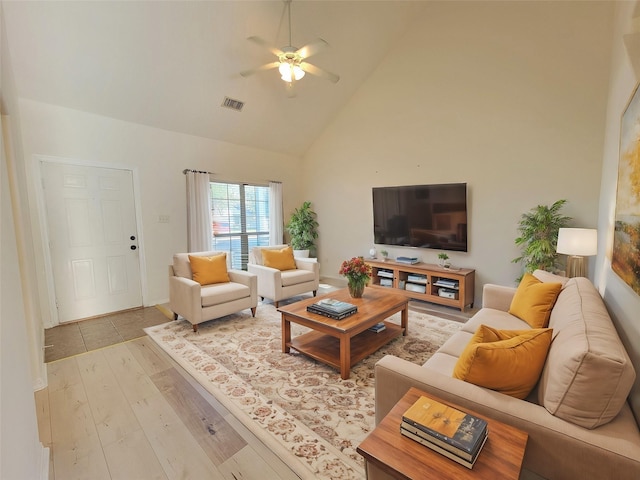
2,1,425,156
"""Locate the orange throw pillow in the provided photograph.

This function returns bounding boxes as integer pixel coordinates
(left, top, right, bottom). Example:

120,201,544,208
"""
262,246,297,271
453,324,553,399
188,254,230,285
508,273,562,328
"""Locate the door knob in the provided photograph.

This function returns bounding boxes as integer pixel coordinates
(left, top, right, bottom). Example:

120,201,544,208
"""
130,245,137,250
130,235,136,241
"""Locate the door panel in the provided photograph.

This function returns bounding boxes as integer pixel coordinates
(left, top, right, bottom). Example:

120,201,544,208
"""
42,162,142,323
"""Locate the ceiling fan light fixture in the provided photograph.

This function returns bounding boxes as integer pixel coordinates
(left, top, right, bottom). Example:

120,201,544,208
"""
279,62,305,82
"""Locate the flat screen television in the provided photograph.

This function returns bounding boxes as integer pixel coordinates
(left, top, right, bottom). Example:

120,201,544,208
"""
372,183,468,252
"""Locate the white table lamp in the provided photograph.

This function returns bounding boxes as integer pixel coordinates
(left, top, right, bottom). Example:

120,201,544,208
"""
556,228,597,278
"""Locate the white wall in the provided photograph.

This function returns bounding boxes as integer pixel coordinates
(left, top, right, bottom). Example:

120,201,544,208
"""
1,138,48,479
303,0,613,303
1,4,48,477
595,0,640,419
17,99,304,325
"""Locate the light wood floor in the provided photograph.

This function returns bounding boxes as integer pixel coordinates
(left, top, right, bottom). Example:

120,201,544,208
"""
35,335,302,480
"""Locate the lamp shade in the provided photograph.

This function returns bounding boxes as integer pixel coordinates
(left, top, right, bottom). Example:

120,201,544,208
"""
556,228,598,256
279,63,305,82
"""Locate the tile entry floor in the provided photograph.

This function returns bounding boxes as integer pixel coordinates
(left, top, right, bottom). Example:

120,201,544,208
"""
44,306,172,362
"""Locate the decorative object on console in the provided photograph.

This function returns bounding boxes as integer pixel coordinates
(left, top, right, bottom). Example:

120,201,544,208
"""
612,81,640,296
339,256,372,298
369,247,377,259
512,199,571,281
556,228,597,278
437,252,450,268
285,201,318,258
380,249,389,261
396,256,419,264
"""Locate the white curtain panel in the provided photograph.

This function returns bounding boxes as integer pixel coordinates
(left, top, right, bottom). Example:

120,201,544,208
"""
186,171,212,252
269,181,284,245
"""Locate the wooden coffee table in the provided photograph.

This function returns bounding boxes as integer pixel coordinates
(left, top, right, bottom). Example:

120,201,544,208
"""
357,387,528,479
277,288,408,379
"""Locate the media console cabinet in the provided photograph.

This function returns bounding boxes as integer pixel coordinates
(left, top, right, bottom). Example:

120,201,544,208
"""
366,259,475,312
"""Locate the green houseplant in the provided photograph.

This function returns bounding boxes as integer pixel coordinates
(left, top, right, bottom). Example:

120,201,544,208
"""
512,199,571,279
286,201,319,256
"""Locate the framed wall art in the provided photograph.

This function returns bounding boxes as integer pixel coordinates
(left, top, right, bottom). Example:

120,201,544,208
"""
612,81,640,296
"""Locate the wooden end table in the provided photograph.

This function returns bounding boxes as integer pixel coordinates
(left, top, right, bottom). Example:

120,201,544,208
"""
357,387,528,479
277,288,408,379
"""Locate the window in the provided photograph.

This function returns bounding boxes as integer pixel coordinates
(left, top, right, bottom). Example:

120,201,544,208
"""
210,182,270,270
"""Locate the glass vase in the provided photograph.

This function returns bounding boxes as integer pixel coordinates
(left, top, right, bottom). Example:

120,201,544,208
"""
348,279,366,298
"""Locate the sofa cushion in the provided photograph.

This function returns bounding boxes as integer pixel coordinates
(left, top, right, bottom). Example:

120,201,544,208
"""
281,268,315,287
262,246,297,271
453,325,553,399
538,277,636,428
509,273,562,328
188,254,230,285
201,282,250,307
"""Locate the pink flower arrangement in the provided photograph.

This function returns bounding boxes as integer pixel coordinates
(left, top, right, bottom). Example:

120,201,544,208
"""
339,256,372,284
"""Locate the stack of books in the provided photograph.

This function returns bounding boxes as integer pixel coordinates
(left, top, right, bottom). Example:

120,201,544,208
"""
368,322,386,333
400,395,488,469
307,298,357,320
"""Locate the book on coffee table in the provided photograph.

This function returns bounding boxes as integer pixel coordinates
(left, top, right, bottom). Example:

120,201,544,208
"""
306,304,356,320
401,395,488,461
314,298,357,314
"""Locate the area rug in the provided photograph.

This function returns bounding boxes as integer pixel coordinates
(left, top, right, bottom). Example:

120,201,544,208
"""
145,304,461,479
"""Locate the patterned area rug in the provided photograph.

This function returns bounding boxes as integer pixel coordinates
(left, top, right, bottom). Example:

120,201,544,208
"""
145,303,461,479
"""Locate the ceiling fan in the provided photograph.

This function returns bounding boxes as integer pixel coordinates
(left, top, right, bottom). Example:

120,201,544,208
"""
240,0,340,95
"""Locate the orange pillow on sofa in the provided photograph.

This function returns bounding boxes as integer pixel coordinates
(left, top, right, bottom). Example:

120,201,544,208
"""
188,254,230,285
262,246,297,271
453,324,553,399
508,273,562,328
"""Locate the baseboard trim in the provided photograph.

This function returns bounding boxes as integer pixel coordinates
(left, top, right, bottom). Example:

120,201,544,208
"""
39,446,50,480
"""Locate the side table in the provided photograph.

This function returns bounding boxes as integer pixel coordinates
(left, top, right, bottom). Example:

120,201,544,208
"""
357,387,528,479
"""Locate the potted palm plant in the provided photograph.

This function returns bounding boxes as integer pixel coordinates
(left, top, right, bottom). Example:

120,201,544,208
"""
286,201,319,257
512,199,571,280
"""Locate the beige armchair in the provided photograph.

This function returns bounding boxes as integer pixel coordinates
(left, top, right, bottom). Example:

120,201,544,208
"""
248,245,319,307
169,251,257,332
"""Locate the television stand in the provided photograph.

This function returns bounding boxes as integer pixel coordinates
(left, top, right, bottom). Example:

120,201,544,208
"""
366,259,475,311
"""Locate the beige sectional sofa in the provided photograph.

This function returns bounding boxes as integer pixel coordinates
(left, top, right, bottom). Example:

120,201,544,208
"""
373,271,640,479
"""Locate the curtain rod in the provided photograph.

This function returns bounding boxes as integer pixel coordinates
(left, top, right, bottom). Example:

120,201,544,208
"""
183,168,214,175
183,169,281,184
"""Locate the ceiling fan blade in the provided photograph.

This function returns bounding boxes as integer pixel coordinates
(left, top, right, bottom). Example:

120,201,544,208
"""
300,62,340,83
240,61,280,78
296,38,329,59
246,36,283,57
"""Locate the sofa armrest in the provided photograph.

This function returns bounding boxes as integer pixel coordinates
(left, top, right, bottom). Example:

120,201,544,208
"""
169,274,202,323
482,283,516,311
294,258,320,280
247,263,282,299
228,269,255,287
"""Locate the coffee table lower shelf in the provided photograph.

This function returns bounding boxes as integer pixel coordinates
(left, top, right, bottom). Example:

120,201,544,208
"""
287,321,403,371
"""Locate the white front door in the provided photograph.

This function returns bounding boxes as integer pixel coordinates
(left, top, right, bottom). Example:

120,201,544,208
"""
42,162,143,323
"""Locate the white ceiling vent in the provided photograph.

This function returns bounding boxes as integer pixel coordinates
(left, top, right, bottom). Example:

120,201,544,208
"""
221,96,245,112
